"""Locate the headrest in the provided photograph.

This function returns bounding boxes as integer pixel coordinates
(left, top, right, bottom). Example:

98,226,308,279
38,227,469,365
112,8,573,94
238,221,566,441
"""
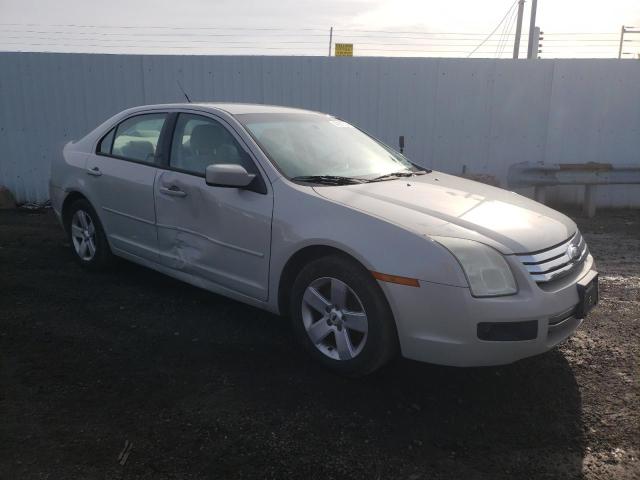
191,124,226,153
122,140,154,161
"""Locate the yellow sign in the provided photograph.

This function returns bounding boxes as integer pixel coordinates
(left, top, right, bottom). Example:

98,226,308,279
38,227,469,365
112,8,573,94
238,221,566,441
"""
334,43,353,57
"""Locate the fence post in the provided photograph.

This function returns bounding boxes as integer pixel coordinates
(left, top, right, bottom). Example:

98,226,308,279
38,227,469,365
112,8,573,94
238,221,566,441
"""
584,185,597,218
534,186,547,204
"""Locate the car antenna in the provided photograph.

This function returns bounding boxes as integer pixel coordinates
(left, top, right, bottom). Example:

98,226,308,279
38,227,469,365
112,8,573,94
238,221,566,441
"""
177,80,192,103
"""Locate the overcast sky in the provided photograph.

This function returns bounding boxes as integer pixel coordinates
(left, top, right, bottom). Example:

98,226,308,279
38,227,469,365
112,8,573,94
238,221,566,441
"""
1,0,639,58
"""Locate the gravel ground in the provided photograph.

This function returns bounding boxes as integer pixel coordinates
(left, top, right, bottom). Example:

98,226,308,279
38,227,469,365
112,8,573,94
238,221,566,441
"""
0,208,638,480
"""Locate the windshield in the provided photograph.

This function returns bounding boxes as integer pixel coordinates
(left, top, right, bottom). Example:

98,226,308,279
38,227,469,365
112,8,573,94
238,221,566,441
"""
237,113,420,181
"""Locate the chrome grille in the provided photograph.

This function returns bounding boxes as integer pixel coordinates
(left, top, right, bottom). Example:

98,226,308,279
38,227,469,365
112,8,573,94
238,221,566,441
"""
516,232,588,284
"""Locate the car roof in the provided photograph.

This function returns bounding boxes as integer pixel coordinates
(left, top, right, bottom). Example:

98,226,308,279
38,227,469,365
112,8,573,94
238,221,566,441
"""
135,102,324,116
203,103,322,115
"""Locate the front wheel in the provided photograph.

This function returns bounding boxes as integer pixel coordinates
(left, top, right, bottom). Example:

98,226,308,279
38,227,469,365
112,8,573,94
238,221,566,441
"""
290,254,398,376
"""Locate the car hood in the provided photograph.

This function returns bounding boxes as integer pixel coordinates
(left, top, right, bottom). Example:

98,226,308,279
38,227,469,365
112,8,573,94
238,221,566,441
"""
313,172,576,254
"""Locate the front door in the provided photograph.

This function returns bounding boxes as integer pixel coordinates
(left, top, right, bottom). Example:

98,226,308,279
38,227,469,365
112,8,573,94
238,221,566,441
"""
154,113,273,301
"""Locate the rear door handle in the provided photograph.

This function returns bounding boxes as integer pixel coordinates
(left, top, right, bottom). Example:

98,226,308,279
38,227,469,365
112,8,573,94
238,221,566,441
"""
159,186,187,198
86,167,102,177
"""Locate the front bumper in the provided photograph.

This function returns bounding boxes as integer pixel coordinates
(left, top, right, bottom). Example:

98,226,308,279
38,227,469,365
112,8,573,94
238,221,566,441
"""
381,253,596,367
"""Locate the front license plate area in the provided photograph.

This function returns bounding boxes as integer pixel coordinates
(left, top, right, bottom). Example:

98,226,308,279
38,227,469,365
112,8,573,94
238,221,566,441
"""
576,274,599,319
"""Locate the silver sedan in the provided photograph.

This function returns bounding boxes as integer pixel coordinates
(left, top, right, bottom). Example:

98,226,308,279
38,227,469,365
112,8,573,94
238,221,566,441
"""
50,103,599,375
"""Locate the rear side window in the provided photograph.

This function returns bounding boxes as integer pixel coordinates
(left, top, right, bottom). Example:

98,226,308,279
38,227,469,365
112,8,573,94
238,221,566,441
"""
97,128,115,155
112,113,167,164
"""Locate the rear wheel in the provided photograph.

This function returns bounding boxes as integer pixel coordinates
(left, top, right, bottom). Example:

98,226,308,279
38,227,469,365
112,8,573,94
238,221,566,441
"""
290,254,398,376
64,199,113,270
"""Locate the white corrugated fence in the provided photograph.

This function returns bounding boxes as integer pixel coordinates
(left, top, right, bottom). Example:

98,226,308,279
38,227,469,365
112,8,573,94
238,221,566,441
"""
0,52,638,206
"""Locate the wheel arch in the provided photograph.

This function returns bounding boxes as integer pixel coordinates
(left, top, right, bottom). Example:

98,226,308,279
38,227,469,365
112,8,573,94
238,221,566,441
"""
61,191,93,230
277,244,375,317
280,243,401,374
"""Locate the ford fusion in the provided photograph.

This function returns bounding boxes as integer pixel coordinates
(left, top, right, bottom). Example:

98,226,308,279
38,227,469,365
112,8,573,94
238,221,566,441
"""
50,103,598,375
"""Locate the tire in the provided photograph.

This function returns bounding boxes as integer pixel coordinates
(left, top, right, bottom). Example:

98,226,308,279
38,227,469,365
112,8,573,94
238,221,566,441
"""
64,198,113,270
290,254,398,376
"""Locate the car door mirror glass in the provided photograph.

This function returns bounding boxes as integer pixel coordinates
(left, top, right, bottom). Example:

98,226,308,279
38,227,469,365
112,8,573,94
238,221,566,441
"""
205,164,256,188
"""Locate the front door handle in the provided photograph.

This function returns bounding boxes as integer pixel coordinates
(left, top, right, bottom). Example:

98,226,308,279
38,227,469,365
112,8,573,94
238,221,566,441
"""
159,186,187,198
86,166,102,177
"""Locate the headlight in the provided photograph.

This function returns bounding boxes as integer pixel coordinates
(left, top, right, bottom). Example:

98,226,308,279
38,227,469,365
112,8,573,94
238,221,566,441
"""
434,237,517,297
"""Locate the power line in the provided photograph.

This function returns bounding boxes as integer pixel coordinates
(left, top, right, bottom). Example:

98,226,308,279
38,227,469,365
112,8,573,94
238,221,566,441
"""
0,23,622,36
0,31,623,46
0,42,325,50
467,0,519,57
0,23,329,32
496,3,519,57
1,42,621,58
8,35,620,50
0,21,630,59
0,35,326,45
494,9,512,57
0,33,533,45
0,29,330,38
2,44,619,55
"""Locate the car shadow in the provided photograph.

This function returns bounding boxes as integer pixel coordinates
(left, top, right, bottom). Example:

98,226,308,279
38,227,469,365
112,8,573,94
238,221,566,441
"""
82,260,586,479
5,233,585,480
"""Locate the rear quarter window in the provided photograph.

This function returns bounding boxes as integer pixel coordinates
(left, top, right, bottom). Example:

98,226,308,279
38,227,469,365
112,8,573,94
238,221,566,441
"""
97,128,115,155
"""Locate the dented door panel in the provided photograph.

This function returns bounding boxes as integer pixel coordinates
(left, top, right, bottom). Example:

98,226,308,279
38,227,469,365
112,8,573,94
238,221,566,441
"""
154,170,272,301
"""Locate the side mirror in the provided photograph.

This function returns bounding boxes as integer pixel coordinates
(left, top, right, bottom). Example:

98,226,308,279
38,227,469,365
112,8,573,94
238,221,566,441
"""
205,164,256,188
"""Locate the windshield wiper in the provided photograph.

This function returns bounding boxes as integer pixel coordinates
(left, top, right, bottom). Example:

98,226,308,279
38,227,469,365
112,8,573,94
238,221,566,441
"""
368,170,430,182
291,175,367,185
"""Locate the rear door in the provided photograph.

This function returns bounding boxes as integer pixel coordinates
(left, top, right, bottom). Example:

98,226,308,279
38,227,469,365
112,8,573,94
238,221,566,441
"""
86,112,169,261
154,112,273,301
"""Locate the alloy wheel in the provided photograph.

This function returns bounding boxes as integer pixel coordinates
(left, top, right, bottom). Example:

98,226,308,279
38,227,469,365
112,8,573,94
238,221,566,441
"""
70,210,97,261
301,277,369,360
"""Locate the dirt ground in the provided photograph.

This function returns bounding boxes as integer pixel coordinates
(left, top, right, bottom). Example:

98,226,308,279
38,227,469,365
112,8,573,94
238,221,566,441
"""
0,208,638,480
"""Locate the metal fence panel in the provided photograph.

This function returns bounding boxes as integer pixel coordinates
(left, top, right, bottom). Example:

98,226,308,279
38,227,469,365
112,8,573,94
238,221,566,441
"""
0,52,638,206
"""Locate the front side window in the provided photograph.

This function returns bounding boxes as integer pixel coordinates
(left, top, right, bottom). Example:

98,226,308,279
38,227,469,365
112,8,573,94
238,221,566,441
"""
112,113,167,164
169,113,253,175
237,113,418,180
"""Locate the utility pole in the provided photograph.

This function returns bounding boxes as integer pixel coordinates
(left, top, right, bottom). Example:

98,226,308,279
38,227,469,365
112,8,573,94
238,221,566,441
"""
618,27,640,58
618,25,625,59
527,0,538,58
328,27,333,57
512,0,526,59
531,27,543,58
